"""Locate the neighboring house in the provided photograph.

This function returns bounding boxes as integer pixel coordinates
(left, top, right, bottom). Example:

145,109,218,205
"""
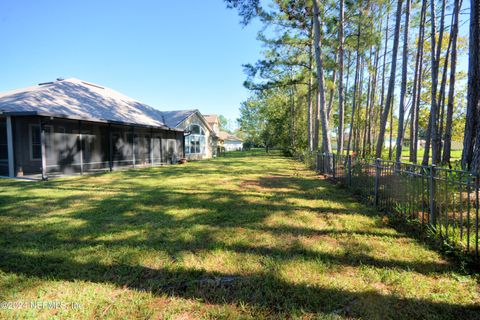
204,115,220,135
204,114,221,156
218,131,243,151
162,109,216,160
0,78,184,179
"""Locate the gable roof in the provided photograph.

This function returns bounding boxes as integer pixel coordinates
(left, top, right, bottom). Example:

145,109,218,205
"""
203,114,219,125
161,109,198,128
0,78,174,130
162,109,213,133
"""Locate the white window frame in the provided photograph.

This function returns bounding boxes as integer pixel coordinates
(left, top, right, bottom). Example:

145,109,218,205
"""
185,124,206,155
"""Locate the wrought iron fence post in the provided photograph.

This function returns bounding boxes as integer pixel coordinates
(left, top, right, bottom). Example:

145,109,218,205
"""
347,154,352,188
429,164,436,226
374,158,381,207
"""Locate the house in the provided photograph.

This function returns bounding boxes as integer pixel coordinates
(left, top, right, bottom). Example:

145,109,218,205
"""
203,114,221,156
0,78,184,179
161,109,217,160
204,115,220,135
203,115,243,153
218,131,243,151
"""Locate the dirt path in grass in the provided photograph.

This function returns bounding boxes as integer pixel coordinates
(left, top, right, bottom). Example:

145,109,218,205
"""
0,151,478,319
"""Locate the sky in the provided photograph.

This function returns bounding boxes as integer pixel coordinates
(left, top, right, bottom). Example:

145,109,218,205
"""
0,0,473,129
0,0,263,124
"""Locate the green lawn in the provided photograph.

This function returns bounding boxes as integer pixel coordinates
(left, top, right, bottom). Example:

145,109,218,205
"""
400,148,462,163
0,151,478,319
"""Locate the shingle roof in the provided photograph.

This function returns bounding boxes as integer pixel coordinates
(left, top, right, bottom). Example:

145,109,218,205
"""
161,109,215,134
203,114,219,125
218,131,243,142
161,109,198,128
0,78,172,129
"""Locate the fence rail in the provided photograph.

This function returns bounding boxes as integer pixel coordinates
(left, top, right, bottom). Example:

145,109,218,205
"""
316,153,479,262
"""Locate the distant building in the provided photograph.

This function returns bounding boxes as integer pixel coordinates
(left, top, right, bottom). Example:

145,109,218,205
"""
203,115,220,135
203,114,243,152
203,115,221,156
218,131,243,151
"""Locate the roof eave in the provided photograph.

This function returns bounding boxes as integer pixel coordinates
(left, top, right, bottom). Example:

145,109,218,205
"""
0,110,182,132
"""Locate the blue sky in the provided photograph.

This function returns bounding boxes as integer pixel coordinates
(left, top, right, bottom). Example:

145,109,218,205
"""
0,0,472,127
0,0,263,123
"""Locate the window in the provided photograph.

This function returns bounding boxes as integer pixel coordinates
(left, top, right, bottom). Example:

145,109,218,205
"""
0,120,7,160
185,124,205,155
29,124,41,160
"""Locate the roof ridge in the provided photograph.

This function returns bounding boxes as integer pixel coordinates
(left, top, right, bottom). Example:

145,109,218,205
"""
0,78,170,129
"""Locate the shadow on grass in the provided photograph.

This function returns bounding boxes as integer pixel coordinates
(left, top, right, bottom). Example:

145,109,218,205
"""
0,153,478,318
0,250,478,318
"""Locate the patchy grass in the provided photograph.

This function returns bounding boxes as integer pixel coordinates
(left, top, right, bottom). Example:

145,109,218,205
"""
0,150,478,319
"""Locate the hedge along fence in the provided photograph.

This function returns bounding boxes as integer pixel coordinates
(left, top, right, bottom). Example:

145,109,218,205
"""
316,153,479,262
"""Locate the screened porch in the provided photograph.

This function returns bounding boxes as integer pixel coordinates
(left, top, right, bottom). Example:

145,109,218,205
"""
0,115,184,179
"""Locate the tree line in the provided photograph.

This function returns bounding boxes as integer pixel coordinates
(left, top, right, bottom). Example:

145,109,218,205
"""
226,0,480,171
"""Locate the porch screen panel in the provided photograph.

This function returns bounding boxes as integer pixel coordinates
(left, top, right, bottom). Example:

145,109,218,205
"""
111,125,134,168
81,122,109,173
134,128,150,166
46,119,82,175
161,131,168,164
152,131,162,165
176,132,184,159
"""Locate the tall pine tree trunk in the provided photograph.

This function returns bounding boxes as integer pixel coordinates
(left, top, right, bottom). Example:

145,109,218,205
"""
327,53,338,121
395,0,411,164
389,98,394,160
362,49,373,157
337,0,345,155
368,43,380,155
409,0,427,163
312,0,332,154
437,13,455,164
375,0,403,158
355,57,365,154
435,0,449,163
346,25,362,156
377,8,390,150
468,0,480,171
422,0,443,165
442,0,462,164
307,22,314,152
462,0,479,170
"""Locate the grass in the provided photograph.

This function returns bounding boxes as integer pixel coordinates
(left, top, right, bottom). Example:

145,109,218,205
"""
0,150,478,319
400,149,462,163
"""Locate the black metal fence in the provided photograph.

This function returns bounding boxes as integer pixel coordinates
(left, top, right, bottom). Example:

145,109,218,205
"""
316,152,479,262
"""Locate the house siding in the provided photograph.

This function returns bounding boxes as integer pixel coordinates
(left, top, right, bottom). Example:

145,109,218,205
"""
224,140,243,152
